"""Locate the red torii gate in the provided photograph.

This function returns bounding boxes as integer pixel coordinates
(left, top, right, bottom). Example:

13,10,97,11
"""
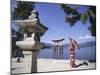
52,38,64,50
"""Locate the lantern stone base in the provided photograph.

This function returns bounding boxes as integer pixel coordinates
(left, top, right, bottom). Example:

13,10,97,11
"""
23,50,38,73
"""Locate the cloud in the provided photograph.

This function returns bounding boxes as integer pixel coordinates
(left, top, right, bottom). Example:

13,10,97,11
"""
79,34,95,40
79,36,84,39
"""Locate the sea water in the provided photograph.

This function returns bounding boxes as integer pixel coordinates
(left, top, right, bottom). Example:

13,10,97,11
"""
37,46,96,61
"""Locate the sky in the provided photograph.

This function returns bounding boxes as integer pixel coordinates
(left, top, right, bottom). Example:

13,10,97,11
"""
11,1,95,44
34,2,95,44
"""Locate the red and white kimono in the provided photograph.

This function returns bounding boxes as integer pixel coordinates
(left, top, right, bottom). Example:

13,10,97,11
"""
69,42,76,67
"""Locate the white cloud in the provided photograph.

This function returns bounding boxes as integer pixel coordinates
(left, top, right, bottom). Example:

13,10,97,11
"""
85,35,93,39
79,36,84,39
79,34,95,40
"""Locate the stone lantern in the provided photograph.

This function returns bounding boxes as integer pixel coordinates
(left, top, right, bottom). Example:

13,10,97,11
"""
13,10,48,73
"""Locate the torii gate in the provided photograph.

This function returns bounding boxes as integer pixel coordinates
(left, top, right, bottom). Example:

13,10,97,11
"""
52,38,64,50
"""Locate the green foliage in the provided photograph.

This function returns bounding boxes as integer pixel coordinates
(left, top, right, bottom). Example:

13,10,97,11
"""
61,4,81,26
65,14,81,26
80,13,88,24
88,24,96,36
61,4,96,37
61,4,78,15
13,1,34,20
12,1,35,41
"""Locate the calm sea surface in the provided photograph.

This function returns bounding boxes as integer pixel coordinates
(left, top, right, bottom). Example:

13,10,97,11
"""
37,46,96,61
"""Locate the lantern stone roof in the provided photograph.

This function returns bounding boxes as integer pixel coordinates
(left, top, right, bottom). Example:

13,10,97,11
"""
13,9,48,36
13,19,48,36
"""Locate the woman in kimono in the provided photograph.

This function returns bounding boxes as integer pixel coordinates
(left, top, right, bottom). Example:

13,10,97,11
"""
69,39,75,67
69,37,79,67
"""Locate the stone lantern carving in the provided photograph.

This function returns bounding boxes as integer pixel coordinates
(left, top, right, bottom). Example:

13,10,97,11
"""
13,9,48,73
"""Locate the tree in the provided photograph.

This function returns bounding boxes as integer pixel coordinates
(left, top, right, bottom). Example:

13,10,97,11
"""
13,1,35,20
12,1,35,36
11,1,35,58
61,4,96,37
12,1,37,41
